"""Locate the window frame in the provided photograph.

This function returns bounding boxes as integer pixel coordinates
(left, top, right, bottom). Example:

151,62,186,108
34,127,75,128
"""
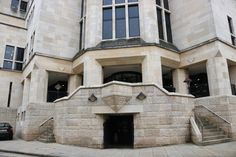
102,0,140,41
156,0,173,43
2,45,24,71
228,16,236,46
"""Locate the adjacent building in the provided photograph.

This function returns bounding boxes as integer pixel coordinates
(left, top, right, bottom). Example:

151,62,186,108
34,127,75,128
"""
0,0,236,148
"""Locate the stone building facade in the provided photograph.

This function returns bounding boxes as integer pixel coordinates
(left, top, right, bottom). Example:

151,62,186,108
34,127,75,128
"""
0,0,236,148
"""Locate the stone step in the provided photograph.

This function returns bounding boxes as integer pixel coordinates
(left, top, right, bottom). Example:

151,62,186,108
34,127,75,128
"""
203,125,217,129
203,135,228,141
202,130,224,135
38,137,56,143
201,138,231,146
203,128,220,132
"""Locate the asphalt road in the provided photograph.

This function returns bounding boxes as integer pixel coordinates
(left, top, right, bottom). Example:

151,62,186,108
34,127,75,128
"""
0,152,35,157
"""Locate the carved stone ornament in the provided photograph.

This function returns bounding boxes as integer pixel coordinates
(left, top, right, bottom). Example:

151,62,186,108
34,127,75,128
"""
88,94,97,102
136,92,147,100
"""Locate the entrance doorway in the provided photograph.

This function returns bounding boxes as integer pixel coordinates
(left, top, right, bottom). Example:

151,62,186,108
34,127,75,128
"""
103,115,134,148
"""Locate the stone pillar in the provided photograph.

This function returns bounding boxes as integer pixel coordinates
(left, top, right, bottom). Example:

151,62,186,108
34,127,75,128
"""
142,54,163,86
139,0,159,43
22,78,30,107
206,57,232,96
173,69,189,94
29,69,48,103
68,74,83,94
83,57,103,86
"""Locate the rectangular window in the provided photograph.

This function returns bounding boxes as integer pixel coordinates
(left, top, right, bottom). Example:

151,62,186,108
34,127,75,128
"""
128,5,140,37
103,8,113,39
79,21,83,50
11,0,19,11
232,36,236,46
156,0,161,6
20,1,28,12
165,12,173,43
3,45,24,71
102,0,140,40
228,16,234,34
163,0,169,10
115,6,126,38
7,82,13,108
157,8,164,40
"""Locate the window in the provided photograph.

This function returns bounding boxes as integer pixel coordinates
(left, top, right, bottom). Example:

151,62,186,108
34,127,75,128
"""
29,31,35,58
156,0,173,43
228,16,236,46
11,0,28,13
3,45,24,71
20,1,28,12
11,0,19,11
79,0,86,50
102,0,140,40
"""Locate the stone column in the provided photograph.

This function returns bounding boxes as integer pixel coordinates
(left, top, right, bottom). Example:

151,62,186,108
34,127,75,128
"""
22,78,30,107
173,69,189,94
206,57,232,96
139,0,159,43
29,69,48,103
142,54,163,86
68,74,83,94
83,57,103,86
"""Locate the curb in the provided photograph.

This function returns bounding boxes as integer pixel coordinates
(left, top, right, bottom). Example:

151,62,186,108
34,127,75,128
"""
0,149,62,157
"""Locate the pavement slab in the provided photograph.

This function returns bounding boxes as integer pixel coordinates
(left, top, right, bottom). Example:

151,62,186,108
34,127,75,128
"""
0,140,236,157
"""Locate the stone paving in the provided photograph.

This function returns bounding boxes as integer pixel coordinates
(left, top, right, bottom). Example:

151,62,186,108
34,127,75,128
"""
0,140,236,157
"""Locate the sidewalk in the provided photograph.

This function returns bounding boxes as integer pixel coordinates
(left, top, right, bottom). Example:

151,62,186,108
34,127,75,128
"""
0,140,236,157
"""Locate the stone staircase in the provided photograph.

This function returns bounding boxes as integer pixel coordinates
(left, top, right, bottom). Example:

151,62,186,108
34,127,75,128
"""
37,117,56,143
198,117,231,146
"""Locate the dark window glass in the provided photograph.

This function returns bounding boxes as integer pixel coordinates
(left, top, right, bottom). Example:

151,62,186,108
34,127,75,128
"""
165,12,173,43
115,7,126,38
156,0,161,6
163,0,169,10
103,0,112,5
11,0,19,11
79,21,83,49
81,0,84,17
232,36,236,46
128,0,138,2
3,61,13,70
20,1,28,12
103,8,113,39
228,16,234,34
128,5,140,37
14,63,23,71
115,0,125,4
4,46,14,60
157,8,164,40
16,47,24,61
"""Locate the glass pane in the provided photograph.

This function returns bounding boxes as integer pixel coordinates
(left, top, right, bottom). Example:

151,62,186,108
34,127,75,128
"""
156,0,161,6
16,47,24,61
115,7,126,38
20,1,27,12
11,0,19,10
163,0,169,10
128,5,140,37
165,12,173,43
103,0,112,5
232,36,236,46
3,61,13,70
14,63,23,71
157,8,164,40
128,0,138,2
4,46,14,60
115,0,125,4
103,8,113,39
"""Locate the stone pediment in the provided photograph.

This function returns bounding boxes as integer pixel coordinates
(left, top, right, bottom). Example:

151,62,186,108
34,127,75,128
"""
101,84,132,112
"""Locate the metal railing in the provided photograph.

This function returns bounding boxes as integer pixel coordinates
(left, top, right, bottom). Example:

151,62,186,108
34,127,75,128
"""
194,105,231,139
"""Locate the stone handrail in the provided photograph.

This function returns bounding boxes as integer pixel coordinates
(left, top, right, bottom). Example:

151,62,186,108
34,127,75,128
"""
194,105,231,138
39,117,54,137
